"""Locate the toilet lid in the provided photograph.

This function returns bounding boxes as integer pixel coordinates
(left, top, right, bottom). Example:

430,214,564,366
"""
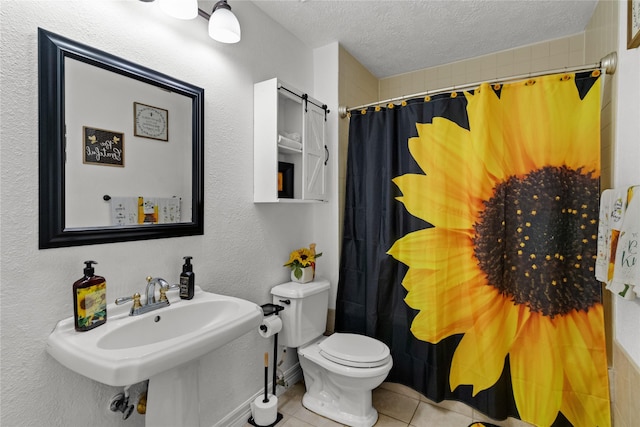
319,333,390,368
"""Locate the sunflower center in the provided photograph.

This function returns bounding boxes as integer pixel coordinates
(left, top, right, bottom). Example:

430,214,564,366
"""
473,166,601,317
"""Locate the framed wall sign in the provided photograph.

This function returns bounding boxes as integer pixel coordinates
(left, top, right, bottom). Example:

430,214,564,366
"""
134,102,168,141
83,126,124,167
628,0,640,49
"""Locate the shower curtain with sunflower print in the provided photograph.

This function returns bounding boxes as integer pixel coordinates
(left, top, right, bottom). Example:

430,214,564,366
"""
335,71,610,427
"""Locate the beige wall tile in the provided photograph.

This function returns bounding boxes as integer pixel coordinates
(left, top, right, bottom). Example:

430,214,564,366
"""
630,363,640,423
512,60,533,76
530,56,550,73
549,38,570,56
568,50,584,67
423,67,438,89
531,42,550,59
496,63,515,80
613,342,640,427
513,45,532,63
547,53,570,69
569,33,585,52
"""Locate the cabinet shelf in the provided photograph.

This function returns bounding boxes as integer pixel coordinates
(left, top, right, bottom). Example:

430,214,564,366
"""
278,134,302,152
277,144,302,154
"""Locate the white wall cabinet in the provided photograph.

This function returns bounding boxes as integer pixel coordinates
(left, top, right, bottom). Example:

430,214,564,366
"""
254,78,328,203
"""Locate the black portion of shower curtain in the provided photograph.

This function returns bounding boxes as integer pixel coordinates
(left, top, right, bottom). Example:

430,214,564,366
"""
334,92,577,425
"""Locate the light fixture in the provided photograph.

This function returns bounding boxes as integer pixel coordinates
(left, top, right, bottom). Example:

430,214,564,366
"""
158,0,198,20
148,0,241,44
206,0,241,44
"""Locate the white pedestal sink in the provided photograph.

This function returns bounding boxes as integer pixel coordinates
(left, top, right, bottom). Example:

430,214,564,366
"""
47,286,262,426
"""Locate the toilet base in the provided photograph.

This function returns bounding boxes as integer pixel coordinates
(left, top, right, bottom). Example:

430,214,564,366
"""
301,392,378,427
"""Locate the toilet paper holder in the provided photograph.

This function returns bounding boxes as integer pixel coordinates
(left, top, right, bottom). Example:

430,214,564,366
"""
260,303,284,316
260,304,284,393
259,304,284,336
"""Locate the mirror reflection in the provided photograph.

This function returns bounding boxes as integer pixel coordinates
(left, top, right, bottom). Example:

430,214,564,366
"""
64,58,193,228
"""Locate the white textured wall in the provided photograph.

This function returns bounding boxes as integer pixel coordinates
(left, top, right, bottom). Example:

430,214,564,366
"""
0,1,336,425
614,0,640,367
313,42,340,307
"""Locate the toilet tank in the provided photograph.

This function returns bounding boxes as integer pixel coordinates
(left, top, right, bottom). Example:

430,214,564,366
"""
271,278,330,348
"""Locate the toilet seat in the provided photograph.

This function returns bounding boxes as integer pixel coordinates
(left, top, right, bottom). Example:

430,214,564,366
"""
318,333,391,368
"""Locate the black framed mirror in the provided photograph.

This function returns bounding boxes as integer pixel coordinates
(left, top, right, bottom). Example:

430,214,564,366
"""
38,28,204,248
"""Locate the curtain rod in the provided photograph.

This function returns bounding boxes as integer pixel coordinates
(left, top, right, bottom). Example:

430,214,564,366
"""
338,51,617,118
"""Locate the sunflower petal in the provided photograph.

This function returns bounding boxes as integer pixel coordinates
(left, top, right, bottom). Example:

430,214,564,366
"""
466,86,537,180
450,292,519,395
411,120,496,202
410,119,470,175
392,173,478,230
402,256,481,294
556,306,611,427
409,272,491,343
387,228,473,270
510,314,563,426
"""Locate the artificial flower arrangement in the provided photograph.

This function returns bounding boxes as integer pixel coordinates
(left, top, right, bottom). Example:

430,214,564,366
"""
284,243,322,280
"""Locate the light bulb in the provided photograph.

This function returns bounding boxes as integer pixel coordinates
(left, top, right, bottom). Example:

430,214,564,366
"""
208,6,241,43
158,0,198,20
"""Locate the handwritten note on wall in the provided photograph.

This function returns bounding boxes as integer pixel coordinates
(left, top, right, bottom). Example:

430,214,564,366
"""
83,126,124,167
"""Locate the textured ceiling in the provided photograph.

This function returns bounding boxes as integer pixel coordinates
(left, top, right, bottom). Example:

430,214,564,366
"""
250,0,598,78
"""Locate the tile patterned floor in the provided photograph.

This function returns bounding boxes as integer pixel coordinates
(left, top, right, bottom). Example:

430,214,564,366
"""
246,381,534,427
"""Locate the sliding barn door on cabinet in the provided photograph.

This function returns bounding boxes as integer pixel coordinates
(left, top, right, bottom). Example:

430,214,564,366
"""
302,101,326,201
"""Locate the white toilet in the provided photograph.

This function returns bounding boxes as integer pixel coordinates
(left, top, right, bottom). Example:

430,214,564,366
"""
271,278,393,427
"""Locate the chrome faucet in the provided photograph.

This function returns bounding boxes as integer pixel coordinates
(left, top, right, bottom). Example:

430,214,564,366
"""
115,276,178,316
146,277,169,305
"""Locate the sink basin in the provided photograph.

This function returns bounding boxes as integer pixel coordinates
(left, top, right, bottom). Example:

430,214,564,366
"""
98,299,247,350
46,286,263,386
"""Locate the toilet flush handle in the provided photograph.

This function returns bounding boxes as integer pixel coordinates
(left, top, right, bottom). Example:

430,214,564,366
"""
279,299,290,305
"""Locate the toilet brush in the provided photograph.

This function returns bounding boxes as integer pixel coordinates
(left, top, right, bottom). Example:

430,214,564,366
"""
263,352,269,403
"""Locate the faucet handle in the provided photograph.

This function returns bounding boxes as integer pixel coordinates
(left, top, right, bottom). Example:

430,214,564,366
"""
115,295,132,305
159,287,168,302
115,293,142,310
132,293,142,310
159,283,179,302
